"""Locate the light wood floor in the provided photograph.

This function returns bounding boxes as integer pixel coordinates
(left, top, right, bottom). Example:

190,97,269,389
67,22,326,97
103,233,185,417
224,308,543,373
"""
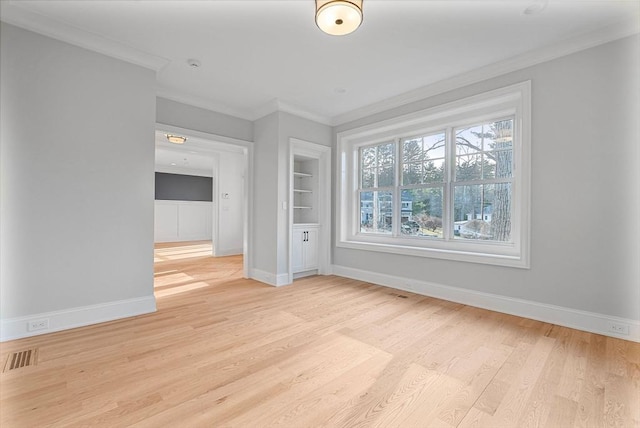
1,241,638,427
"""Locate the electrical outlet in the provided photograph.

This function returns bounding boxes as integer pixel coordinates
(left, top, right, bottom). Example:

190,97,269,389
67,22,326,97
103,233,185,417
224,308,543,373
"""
609,322,630,335
27,318,49,332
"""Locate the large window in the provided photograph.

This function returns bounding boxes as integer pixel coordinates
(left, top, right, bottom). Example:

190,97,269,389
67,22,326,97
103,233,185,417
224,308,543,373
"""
337,82,531,267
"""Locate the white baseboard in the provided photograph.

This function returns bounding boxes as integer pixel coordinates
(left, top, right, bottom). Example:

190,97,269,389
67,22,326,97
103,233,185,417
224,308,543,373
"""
155,236,211,243
250,268,291,287
332,264,640,343
214,248,243,257
0,295,157,342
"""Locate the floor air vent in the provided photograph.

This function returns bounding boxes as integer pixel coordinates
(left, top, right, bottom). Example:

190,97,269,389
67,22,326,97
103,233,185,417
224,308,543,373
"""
3,348,38,372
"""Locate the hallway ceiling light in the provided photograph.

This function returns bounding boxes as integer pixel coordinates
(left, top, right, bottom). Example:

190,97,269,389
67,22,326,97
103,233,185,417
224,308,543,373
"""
165,134,187,144
315,0,363,36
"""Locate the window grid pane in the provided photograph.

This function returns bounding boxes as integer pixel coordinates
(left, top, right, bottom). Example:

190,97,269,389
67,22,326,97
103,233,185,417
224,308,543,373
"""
401,132,446,186
360,142,396,189
357,118,514,244
455,119,514,182
453,183,512,242
400,187,444,239
360,190,394,234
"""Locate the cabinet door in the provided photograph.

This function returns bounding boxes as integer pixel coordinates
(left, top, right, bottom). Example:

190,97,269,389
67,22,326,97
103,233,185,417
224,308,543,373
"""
292,228,305,273
304,228,319,270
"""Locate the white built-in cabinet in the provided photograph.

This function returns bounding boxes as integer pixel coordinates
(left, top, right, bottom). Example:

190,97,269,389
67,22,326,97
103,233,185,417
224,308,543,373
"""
292,224,319,273
292,157,319,275
290,140,330,280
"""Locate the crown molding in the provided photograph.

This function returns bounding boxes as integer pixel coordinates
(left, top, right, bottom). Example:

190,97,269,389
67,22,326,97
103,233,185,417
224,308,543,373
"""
3,0,636,129
331,19,640,126
253,99,333,126
155,86,256,122
0,1,169,72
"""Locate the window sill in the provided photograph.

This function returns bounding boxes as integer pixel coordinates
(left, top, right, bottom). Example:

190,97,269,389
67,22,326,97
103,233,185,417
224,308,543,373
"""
336,238,530,269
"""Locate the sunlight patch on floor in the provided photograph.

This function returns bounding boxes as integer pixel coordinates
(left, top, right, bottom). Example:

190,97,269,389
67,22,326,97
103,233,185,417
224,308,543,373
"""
154,281,212,298
154,241,213,261
153,241,243,299
154,272,195,287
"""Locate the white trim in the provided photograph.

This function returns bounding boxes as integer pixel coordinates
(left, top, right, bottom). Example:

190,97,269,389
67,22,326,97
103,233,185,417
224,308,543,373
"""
0,296,157,342
3,1,635,126
251,269,290,287
331,19,639,126
156,88,255,121
336,241,527,269
336,82,531,268
254,99,332,125
155,93,334,126
0,1,169,72
211,153,221,257
289,139,332,283
332,264,640,343
155,123,254,279
276,273,290,286
214,248,244,257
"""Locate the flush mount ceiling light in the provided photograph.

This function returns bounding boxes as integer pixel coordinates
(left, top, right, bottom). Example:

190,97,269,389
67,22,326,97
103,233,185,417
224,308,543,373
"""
165,134,187,144
315,0,363,36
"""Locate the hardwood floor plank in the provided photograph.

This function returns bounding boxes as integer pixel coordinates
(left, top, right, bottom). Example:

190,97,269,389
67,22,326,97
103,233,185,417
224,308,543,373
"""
435,345,514,426
1,241,638,427
262,351,393,428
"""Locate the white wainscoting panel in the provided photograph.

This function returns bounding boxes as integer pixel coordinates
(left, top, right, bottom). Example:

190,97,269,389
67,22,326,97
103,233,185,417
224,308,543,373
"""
154,200,212,242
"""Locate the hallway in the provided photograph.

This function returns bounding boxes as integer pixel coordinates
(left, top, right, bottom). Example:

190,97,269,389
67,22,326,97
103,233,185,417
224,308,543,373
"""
154,241,243,299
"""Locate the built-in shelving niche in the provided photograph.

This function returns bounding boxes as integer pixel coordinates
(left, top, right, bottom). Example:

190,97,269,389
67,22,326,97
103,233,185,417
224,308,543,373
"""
289,139,331,282
293,158,319,224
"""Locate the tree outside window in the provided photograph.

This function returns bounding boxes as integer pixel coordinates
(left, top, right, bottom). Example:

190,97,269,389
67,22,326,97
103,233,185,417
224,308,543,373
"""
358,119,514,243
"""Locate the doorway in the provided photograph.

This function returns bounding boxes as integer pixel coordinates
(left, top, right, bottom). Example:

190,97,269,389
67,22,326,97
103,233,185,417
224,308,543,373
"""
154,125,253,278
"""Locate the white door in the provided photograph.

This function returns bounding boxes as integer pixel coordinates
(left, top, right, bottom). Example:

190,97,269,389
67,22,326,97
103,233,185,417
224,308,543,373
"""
304,227,319,270
292,227,305,272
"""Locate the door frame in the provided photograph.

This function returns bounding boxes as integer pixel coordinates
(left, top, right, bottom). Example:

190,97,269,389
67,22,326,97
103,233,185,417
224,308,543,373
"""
155,123,254,278
288,138,331,283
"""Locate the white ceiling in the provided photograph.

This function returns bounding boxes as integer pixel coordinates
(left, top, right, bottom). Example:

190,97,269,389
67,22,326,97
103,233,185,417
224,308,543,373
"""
154,130,245,174
155,145,216,174
2,0,638,125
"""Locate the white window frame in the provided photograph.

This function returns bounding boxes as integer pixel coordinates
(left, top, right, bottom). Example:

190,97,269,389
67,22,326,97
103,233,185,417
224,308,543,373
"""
336,82,531,268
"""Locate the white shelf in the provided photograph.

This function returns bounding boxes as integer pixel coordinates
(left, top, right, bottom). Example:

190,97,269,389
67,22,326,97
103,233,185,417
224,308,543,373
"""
293,161,317,224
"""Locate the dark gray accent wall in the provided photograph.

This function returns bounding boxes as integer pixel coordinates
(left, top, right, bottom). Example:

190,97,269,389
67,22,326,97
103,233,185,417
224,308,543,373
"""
155,173,213,201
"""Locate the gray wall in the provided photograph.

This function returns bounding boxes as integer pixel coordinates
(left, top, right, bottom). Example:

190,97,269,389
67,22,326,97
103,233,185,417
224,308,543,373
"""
277,112,332,275
157,97,253,142
0,23,156,318
333,35,640,320
155,173,213,201
252,112,281,275
251,111,332,280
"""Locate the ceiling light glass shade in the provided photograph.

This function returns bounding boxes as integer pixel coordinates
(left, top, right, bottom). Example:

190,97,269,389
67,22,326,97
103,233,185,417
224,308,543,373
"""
165,134,187,144
315,0,363,36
